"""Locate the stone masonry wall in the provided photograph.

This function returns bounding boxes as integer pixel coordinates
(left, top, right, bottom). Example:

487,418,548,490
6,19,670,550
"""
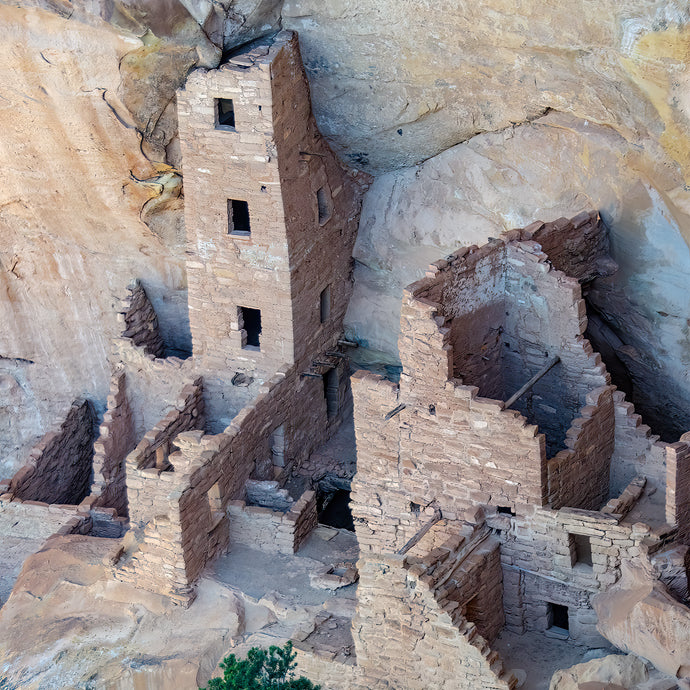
352,549,516,690
494,503,658,646
118,364,346,602
112,336,192,441
226,489,317,555
126,379,204,513
4,399,95,505
270,36,369,369
83,366,136,518
178,31,368,386
610,390,667,496
547,385,616,510
666,437,690,545
119,279,166,359
501,240,609,456
529,211,610,284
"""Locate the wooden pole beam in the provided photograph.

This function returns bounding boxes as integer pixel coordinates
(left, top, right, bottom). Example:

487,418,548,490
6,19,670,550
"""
504,355,561,409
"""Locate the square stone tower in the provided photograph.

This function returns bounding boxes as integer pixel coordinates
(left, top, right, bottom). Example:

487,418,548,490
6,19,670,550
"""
177,31,366,384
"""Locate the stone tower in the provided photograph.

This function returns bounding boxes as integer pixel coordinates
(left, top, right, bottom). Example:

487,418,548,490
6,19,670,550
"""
177,31,366,387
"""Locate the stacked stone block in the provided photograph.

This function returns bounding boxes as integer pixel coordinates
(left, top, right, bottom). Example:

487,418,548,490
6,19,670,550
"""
666,438,690,545
177,30,368,387
125,378,204,477
350,213,684,673
497,504,660,645
119,279,166,358
227,489,317,554
2,399,95,506
547,385,616,510
83,366,136,518
116,360,349,602
352,550,517,690
609,390,666,495
529,211,611,283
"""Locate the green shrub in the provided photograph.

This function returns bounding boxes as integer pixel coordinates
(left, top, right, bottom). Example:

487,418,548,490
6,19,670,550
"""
201,641,321,690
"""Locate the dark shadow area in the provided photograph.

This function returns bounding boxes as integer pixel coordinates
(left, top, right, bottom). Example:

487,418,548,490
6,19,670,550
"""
318,489,355,531
583,277,690,442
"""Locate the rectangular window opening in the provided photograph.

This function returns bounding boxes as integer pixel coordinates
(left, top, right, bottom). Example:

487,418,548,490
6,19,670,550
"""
569,533,593,567
320,285,331,323
228,199,251,236
239,306,261,349
215,98,235,129
497,506,515,516
547,602,569,633
324,368,339,419
317,186,332,225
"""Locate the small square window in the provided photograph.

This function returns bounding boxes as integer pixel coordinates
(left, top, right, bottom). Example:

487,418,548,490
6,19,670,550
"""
216,98,235,129
320,285,331,323
228,199,250,236
569,533,593,567
239,306,261,349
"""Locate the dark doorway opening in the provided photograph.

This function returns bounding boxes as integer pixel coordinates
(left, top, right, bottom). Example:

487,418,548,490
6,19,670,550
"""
239,306,261,349
318,489,354,531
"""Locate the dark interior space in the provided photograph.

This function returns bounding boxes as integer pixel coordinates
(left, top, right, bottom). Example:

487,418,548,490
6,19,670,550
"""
216,98,235,128
318,489,355,531
240,306,262,348
548,603,569,632
228,199,251,236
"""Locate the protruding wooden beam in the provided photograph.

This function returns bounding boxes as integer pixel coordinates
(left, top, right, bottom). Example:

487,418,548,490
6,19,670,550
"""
504,355,561,409
398,509,443,555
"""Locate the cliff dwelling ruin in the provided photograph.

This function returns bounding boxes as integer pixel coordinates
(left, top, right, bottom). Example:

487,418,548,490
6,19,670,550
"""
1,28,690,690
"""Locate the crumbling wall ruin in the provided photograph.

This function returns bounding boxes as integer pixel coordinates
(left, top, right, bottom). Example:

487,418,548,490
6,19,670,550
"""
116,360,350,602
83,367,136,518
2,399,95,506
119,279,166,359
227,489,318,555
350,213,690,672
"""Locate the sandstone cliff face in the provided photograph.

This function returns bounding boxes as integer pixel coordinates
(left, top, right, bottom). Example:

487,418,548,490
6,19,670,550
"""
0,1,281,477
3,0,690,468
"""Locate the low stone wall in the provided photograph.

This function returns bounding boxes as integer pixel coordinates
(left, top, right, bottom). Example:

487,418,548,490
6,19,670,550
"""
83,367,136,518
119,279,166,358
125,377,204,476
602,476,647,518
548,386,616,510
227,490,317,555
2,399,95,505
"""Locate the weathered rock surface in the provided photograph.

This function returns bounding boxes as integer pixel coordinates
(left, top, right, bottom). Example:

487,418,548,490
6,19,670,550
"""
0,2,281,478
593,559,690,682
283,0,690,175
549,653,648,690
0,535,245,689
0,531,359,689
